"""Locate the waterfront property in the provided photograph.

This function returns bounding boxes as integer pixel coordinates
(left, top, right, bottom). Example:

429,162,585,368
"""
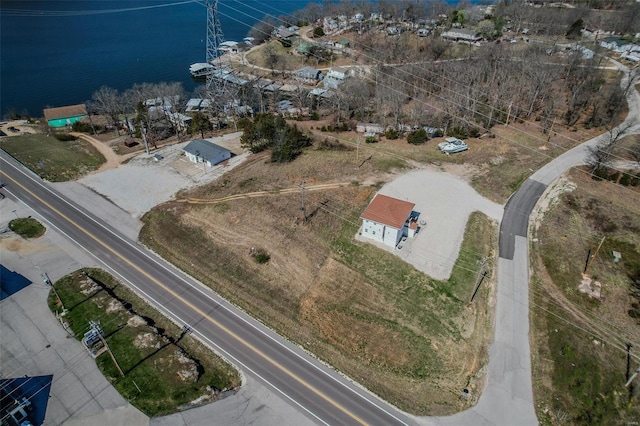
43,104,88,128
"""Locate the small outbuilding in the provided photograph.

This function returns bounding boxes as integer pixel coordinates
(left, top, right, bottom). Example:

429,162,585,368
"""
183,139,231,167
360,194,416,247
43,104,88,128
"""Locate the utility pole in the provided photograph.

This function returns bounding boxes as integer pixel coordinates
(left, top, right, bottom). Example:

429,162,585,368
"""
468,271,488,307
299,180,307,222
540,118,555,151
92,320,124,377
584,236,606,275
505,102,513,126
625,367,639,388
141,125,150,154
43,272,66,313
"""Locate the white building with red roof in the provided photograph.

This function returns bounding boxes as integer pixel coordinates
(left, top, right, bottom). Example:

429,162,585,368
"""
360,194,416,247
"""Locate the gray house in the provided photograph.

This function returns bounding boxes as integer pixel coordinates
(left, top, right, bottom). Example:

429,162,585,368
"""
296,66,323,82
183,139,231,167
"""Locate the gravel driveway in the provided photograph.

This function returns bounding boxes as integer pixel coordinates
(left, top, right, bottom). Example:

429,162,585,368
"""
76,133,248,219
358,168,504,280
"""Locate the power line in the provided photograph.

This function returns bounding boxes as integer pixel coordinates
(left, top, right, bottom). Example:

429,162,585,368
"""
219,0,640,181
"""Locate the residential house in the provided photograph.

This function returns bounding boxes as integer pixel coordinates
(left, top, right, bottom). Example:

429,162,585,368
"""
600,37,626,52
218,41,239,54
277,28,298,41
296,66,323,83
324,66,350,89
356,122,384,134
185,98,206,113
183,139,231,167
441,28,481,43
43,104,88,128
360,194,416,247
296,42,312,55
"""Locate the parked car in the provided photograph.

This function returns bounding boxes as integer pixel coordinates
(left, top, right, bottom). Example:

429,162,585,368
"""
438,137,468,154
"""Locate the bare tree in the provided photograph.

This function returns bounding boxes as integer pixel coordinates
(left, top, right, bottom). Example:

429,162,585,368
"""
587,120,637,173
340,78,372,121
90,86,124,136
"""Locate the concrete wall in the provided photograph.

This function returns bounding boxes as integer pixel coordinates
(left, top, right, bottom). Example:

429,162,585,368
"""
361,219,401,247
185,150,230,167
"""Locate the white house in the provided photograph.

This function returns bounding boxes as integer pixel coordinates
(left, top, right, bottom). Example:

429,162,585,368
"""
219,41,239,54
441,28,481,43
360,194,415,247
356,122,384,134
324,66,350,89
183,139,231,167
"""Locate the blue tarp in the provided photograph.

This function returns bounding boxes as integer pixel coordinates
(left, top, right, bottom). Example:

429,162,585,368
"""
0,264,31,300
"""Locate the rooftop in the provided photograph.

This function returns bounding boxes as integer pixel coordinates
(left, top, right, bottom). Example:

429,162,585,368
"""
361,194,415,229
43,104,87,121
183,139,231,161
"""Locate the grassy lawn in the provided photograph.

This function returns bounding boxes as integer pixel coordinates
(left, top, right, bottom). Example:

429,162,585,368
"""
0,133,104,181
530,168,640,424
8,217,46,238
140,145,496,415
47,268,240,417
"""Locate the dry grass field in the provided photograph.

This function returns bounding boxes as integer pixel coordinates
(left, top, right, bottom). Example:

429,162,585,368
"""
530,168,640,424
140,145,497,415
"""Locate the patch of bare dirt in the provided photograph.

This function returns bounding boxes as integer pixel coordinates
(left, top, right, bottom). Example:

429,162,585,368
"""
127,315,147,327
106,299,122,313
134,332,158,349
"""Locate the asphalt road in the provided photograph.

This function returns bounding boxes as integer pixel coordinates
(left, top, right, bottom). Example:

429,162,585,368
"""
498,180,546,260
0,152,416,426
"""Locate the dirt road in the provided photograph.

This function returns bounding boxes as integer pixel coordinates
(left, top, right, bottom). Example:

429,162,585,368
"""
70,132,121,173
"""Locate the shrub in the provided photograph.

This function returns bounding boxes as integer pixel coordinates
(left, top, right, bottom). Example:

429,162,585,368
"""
71,121,95,133
385,128,400,140
9,217,46,238
407,129,428,145
365,135,378,143
446,126,468,139
310,111,320,120
313,27,324,38
250,247,270,264
236,117,252,130
53,133,78,141
317,138,351,151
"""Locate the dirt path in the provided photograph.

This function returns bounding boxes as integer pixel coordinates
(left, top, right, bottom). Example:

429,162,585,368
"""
70,132,121,174
180,182,350,204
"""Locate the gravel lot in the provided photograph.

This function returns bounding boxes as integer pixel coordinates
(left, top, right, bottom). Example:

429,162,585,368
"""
77,132,248,219
357,168,504,280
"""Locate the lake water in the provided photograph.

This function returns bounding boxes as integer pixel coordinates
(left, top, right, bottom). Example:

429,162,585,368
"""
0,0,324,117
0,0,482,118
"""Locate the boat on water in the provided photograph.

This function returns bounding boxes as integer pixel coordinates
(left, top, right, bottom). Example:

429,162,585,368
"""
189,62,215,78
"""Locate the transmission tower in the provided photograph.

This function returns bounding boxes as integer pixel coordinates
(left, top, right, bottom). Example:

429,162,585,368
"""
205,0,231,116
